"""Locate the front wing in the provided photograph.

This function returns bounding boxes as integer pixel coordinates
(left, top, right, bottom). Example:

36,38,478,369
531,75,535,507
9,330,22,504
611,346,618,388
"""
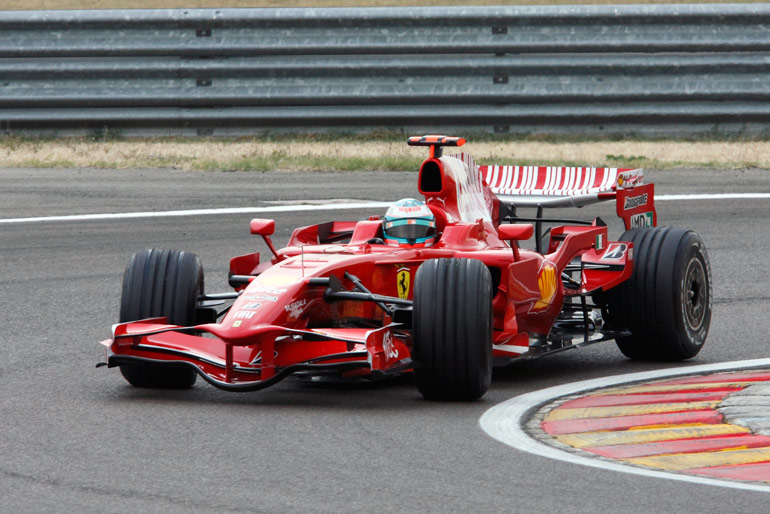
99,318,411,392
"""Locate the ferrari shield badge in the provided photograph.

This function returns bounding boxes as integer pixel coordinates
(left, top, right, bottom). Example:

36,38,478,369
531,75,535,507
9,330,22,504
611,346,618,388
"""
397,267,410,299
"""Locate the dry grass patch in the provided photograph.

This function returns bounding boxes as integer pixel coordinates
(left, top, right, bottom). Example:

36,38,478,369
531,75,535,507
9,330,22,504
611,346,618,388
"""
2,138,769,171
473,141,770,170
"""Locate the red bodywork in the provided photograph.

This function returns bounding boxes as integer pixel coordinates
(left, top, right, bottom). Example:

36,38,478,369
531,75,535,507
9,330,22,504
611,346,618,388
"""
101,137,656,391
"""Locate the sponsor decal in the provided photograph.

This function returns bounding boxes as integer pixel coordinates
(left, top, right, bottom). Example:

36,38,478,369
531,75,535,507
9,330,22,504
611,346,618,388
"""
232,320,242,328
258,275,298,286
244,294,278,302
251,286,287,295
242,302,262,309
397,267,410,299
616,170,643,189
284,299,307,318
601,243,628,261
623,193,648,210
534,263,557,310
233,310,256,320
383,331,399,360
630,211,654,228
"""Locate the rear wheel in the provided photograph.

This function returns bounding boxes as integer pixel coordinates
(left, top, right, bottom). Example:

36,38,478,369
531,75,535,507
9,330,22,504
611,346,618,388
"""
118,248,201,388
412,258,493,401
603,227,711,360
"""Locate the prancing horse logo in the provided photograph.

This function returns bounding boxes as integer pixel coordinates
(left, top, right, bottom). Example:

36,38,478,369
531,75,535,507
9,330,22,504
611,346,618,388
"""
397,267,410,299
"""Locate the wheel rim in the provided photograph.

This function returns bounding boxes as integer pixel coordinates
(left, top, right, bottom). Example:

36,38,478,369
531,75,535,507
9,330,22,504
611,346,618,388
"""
684,257,707,331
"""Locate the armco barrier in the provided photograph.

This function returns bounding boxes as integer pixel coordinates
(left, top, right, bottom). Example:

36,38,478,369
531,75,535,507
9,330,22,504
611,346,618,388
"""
1,4,769,136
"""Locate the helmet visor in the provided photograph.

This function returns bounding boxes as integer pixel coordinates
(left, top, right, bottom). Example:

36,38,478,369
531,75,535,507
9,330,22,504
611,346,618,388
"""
384,218,436,240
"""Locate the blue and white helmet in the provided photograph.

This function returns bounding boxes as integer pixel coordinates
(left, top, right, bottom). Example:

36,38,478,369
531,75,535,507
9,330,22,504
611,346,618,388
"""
383,198,437,247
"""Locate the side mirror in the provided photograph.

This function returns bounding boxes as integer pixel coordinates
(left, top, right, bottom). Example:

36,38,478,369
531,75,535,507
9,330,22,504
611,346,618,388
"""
250,218,280,260
250,218,275,236
497,223,534,261
497,223,534,241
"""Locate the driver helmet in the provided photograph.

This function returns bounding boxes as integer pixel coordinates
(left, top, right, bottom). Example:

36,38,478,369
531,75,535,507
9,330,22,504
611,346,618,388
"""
383,198,437,247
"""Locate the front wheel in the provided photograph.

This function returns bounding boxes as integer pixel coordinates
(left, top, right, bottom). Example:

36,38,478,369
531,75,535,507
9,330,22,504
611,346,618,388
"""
118,248,202,388
412,258,493,401
602,227,712,361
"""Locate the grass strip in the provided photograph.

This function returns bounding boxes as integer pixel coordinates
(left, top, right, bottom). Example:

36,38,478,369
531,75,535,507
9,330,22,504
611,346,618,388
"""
2,135,770,171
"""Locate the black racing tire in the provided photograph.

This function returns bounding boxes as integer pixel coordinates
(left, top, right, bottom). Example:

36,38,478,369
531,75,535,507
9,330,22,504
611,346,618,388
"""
118,248,202,388
412,258,493,401
602,227,711,361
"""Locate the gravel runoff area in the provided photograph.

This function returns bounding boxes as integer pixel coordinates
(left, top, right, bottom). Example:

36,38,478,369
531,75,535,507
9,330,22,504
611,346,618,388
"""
720,384,770,435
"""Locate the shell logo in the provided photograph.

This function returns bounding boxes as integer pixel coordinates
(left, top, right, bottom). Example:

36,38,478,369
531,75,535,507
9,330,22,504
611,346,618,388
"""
534,263,557,310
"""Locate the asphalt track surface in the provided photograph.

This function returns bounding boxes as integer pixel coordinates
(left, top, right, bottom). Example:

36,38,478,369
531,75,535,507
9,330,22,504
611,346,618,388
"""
1,166,769,513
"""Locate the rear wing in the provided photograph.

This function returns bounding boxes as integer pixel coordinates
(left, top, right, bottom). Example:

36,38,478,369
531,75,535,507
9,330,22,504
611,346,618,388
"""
481,164,657,230
408,136,657,231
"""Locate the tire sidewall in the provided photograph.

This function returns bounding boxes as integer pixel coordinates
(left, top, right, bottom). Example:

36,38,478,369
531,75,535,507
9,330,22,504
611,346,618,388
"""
672,234,712,352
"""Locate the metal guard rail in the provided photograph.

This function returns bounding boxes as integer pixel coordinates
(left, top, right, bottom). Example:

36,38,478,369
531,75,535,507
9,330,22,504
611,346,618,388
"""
1,4,769,136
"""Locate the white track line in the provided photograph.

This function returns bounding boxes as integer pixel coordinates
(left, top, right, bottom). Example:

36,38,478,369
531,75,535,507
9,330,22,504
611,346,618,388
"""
0,193,767,225
480,358,770,493
0,202,391,224
658,193,770,201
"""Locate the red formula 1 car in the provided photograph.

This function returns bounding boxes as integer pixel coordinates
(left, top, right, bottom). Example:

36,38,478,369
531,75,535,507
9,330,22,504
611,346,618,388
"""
99,136,712,400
